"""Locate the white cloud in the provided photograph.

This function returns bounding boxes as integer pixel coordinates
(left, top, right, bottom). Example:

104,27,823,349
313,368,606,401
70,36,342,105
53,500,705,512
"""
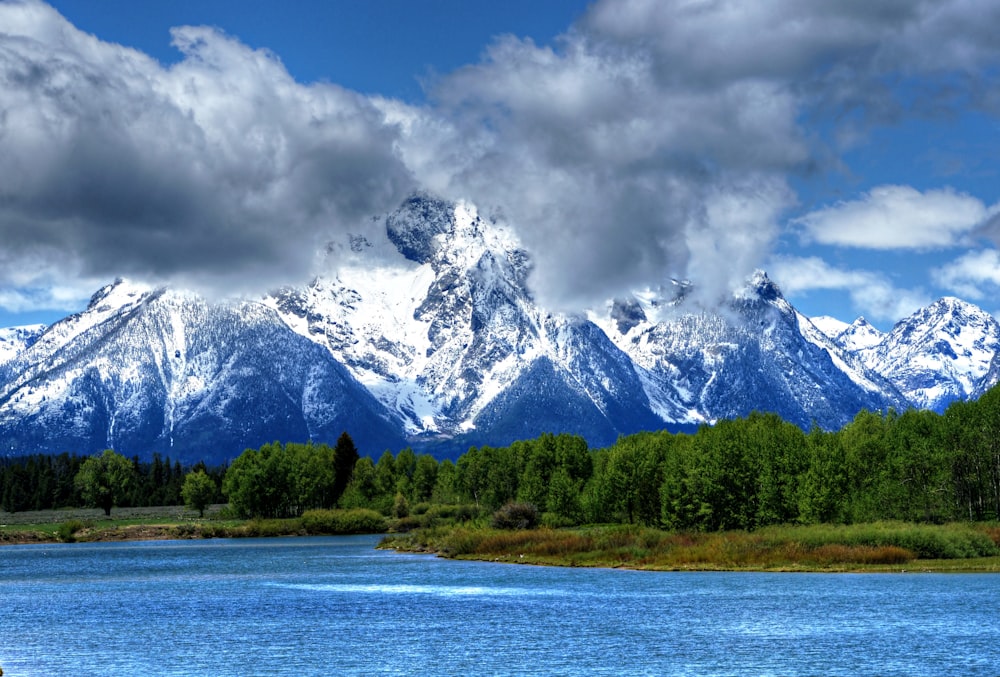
0,1,413,305
5,0,1000,315
770,255,931,322
794,186,991,250
932,249,1000,300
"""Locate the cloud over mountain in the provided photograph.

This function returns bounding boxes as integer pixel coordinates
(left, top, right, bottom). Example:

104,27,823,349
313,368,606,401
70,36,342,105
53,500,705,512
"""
3,0,1000,319
0,0,412,302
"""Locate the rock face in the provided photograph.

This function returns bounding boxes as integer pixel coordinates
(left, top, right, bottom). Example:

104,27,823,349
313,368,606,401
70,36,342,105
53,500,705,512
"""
0,194,996,463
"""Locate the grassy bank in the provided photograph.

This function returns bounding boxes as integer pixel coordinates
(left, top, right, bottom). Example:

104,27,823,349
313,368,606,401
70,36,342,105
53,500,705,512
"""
0,506,389,545
380,522,1000,572
8,507,1000,573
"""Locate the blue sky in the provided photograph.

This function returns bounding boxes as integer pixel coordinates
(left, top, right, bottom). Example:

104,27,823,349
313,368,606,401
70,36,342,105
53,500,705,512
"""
2,0,1000,332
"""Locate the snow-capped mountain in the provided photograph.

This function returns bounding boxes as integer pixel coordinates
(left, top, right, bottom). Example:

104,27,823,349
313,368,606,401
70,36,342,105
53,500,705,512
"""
836,318,886,352
809,316,850,342
266,194,665,448
0,324,45,382
0,194,996,462
0,282,406,463
848,298,1000,411
594,272,908,431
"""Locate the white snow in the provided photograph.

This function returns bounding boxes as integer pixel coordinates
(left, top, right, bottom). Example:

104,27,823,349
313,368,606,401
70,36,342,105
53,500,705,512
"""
810,315,850,340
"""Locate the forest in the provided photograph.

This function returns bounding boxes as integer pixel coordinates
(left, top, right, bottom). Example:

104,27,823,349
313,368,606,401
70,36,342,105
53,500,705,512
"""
3,384,1000,530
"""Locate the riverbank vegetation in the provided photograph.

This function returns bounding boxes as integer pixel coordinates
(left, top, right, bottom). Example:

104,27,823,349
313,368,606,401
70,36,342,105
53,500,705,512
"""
380,521,1000,572
5,385,1000,569
0,505,390,545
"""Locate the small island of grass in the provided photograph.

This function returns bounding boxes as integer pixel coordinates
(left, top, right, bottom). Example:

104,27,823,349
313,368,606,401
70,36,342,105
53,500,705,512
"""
380,521,1000,573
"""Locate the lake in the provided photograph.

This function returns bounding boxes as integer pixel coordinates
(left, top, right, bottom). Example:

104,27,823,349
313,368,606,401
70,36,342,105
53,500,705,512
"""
1,535,998,676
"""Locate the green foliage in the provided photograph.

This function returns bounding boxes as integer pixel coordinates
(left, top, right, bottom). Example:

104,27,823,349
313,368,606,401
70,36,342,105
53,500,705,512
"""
393,492,410,519
74,450,135,517
57,519,89,543
181,470,217,518
222,438,356,519
300,508,388,534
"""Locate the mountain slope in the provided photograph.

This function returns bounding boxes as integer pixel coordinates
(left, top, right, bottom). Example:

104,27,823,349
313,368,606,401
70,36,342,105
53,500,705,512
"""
595,272,908,431
267,194,665,449
0,282,406,463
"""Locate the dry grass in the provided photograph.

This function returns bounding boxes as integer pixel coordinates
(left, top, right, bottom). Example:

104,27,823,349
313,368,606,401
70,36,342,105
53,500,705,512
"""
383,522,1000,571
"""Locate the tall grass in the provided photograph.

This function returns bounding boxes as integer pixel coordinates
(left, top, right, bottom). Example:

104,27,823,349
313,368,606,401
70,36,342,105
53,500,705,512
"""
382,521,1000,570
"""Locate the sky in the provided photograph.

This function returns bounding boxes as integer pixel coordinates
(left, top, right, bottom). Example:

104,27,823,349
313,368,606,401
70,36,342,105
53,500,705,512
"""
2,0,1000,331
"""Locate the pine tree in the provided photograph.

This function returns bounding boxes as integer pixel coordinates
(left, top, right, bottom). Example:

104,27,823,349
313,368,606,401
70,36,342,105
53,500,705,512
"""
332,432,359,507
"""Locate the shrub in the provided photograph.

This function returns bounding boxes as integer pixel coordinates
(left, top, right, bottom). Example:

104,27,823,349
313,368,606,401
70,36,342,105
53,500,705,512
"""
393,493,410,519
391,515,423,532
491,502,540,530
301,509,388,535
57,519,89,543
241,518,302,538
541,512,576,529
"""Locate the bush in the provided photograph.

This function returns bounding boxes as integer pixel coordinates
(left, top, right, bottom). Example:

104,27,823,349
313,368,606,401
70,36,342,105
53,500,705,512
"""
391,515,423,532
301,509,388,535
57,519,89,543
491,502,540,530
241,518,302,538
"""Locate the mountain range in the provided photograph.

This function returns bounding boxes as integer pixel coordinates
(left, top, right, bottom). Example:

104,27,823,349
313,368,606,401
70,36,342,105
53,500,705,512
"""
2,194,998,464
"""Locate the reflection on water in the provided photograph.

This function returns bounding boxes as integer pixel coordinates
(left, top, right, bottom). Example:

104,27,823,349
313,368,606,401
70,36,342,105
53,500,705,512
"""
2,535,998,676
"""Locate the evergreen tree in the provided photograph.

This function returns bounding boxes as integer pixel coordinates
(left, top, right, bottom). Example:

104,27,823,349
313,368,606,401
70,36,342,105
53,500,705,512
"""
332,432,360,507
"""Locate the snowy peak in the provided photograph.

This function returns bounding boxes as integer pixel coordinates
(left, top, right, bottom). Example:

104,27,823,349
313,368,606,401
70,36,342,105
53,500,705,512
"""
386,193,457,263
810,316,850,340
1,195,998,461
838,317,885,352
855,297,1000,411
593,269,904,430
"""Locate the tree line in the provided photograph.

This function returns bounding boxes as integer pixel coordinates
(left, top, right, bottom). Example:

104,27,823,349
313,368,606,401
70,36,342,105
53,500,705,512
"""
5,384,1000,528
1,451,222,514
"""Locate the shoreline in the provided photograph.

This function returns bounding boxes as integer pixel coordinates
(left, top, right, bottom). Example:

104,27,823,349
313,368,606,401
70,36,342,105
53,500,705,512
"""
6,513,1000,574
378,523,1000,574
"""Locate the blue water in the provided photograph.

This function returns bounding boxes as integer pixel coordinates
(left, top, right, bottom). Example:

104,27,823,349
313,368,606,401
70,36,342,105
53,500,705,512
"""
2,535,998,676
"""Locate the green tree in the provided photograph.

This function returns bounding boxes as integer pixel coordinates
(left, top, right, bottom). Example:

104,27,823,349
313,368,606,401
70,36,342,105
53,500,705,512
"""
431,459,459,504
797,426,848,524
411,454,439,503
74,449,135,516
223,443,295,519
181,469,217,518
393,447,417,499
291,442,337,510
340,456,378,509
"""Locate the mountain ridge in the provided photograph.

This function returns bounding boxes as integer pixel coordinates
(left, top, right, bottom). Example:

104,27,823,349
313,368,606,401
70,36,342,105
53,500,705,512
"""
1,195,996,463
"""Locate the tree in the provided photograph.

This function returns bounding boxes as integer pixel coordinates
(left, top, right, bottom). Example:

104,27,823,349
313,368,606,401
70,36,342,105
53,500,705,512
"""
74,449,135,516
181,469,217,518
332,432,360,507
411,454,439,503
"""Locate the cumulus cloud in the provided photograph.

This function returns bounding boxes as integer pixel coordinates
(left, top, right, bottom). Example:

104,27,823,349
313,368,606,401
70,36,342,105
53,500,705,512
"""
388,0,1000,310
770,255,930,322
4,0,1000,314
932,249,1000,300
794,186,993,250
0,0,413,304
